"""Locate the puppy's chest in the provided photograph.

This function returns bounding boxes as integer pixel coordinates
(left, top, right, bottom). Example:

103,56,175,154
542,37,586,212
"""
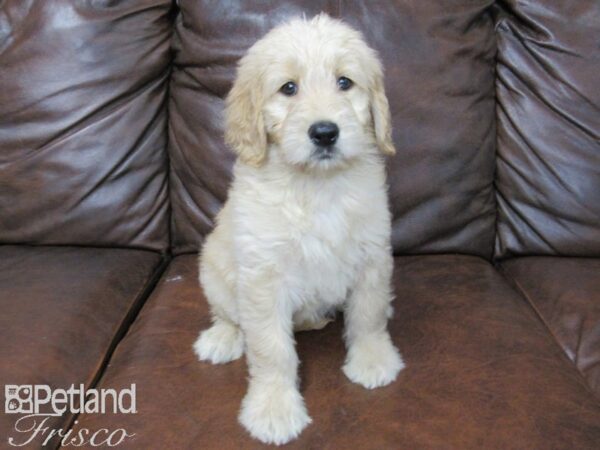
280,196,370,298
286,205,362,256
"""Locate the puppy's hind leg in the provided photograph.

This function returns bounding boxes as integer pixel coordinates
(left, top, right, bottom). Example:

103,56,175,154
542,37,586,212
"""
194,237,244,364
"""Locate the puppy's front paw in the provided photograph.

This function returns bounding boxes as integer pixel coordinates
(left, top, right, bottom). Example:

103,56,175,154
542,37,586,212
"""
193,321,244,364
343,332,404,389
239,381,312,445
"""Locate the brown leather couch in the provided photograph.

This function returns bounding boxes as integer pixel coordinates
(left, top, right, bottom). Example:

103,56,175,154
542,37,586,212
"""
1,1,599,448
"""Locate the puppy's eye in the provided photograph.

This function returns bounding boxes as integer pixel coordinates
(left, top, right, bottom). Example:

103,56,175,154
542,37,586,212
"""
280,81,298,96
337,76,353,91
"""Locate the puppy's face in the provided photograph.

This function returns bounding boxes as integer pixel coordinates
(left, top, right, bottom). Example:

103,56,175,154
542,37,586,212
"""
225,14,395,169
261,33,375,169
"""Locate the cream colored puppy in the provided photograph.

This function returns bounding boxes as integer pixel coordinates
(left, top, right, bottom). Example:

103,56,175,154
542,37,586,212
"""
194,14,404,445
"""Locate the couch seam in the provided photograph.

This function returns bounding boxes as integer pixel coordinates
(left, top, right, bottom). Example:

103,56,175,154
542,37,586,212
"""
51,254,171,450
497,263,600,406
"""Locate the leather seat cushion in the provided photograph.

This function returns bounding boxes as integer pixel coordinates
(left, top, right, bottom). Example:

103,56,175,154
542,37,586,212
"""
70,255,600,448
501,257,600,397
0,246,163,443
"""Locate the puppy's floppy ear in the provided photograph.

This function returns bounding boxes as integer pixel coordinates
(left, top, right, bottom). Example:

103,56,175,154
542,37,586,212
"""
370,66,396,156
224,59,267,166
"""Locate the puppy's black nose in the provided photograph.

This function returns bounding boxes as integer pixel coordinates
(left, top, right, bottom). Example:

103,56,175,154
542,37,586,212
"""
308,121,339,147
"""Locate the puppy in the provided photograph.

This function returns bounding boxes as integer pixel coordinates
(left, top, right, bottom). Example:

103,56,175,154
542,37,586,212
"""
194,14,404,445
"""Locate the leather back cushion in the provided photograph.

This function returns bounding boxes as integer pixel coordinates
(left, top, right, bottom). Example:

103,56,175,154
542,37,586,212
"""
0,0,173,251
169,0,497,257
494,0,600,258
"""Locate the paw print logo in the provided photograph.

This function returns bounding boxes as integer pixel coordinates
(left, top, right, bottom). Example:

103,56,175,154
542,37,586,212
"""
5,385,33,414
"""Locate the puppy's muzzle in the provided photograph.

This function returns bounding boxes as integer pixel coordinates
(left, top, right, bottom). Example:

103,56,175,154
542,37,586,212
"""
308,121,339,160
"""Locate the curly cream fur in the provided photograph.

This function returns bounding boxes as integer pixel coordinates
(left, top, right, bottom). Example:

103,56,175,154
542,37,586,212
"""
194,14,403,446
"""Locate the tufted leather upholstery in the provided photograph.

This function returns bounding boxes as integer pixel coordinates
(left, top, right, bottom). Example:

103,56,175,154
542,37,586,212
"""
0,0,173,251
494,0,600,258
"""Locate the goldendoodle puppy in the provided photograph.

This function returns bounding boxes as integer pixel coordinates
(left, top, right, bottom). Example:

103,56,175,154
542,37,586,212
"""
194,13,403,445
